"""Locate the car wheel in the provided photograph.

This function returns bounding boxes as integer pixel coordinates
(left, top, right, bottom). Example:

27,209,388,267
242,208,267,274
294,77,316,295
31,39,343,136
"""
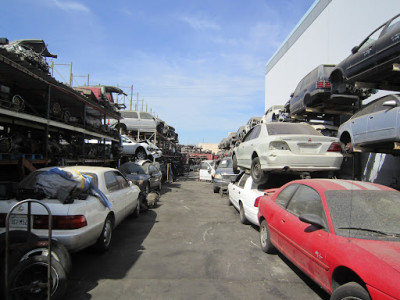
135,147,147,160
331,73,347,94
158,182,162,191
213,186,219,193
9,239,72,275
227,194,232,205
8,255,67,300
251,157,268,184
239,203,249,225
119,123,127,134
331,282,371,300
132,199,140,218
259,219,276,253
232,154,240,174
145,182,150,194
94,215,113,252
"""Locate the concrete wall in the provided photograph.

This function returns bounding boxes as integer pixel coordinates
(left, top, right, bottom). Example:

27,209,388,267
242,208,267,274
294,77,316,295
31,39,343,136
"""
265,0,399,110
264,0,400,187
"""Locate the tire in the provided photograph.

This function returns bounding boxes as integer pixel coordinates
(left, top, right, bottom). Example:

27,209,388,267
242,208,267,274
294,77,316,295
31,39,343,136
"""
239,203,249,225
331,73,347,94
331,282,371,300
213,186,219,193
158,182,162,191
145,182,150,194
9,239,72,275
227,194,232,205
119,123,127,134
94,216,113,252
8,255,67,300
259,219,276,253
232,155,240,174
135,147,147,160
251,157,268,184
132,199,140,219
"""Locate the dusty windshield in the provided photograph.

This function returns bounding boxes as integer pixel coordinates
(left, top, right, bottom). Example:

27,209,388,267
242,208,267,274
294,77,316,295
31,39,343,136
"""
325,190,400,241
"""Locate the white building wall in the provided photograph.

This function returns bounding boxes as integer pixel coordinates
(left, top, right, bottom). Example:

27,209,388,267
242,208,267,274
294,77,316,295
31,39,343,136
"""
265,0,400,111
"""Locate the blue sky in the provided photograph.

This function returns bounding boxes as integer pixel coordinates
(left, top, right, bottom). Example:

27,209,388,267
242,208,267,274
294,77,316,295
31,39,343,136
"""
2,0,315,145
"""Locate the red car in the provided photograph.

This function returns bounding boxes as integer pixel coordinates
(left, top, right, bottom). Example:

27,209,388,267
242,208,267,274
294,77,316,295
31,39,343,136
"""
257,179,400,300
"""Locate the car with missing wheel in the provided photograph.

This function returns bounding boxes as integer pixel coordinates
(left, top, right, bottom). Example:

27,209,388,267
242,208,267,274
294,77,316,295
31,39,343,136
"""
257,178,400,300
0,166,140,253
338,93,400,154
329,13,400,94
121,135,162,160
232,122,343,184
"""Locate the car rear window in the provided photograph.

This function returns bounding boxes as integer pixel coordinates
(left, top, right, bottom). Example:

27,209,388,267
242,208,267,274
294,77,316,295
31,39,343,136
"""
266,123,322,136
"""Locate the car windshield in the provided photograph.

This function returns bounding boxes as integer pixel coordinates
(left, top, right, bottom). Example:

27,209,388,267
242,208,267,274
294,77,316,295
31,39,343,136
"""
325,190,400,241
266,123,322,136
218,159,232,169
120,164,146,175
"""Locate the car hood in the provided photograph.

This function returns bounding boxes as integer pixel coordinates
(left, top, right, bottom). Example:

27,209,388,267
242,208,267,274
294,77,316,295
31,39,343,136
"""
351,239,400,273
126,174,150,181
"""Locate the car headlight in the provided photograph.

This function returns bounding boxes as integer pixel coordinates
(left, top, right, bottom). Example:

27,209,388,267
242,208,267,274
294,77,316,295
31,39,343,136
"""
214,174,222,179
269,141,289,150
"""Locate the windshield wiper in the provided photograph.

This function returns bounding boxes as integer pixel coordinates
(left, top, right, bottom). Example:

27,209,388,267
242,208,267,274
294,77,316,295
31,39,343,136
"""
338,227,400,237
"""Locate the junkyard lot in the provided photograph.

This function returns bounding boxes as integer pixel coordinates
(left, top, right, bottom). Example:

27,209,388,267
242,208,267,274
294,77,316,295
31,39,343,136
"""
66,172,328,300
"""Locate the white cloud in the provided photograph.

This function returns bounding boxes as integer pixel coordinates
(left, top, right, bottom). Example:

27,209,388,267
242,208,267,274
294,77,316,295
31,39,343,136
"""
50,0,90,12
179,15,220,31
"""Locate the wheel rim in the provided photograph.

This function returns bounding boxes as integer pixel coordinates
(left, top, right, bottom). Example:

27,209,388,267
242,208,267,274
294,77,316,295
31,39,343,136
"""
103,220,112,248
10,261,59,297
20,248,61,263
136,149,146,160
252,161,262,180
260,224,268,248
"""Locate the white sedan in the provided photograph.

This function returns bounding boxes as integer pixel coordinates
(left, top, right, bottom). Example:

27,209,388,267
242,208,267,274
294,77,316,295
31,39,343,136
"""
232,122,343,184
228,173,265,226
0,166,140,252
121,135,162,160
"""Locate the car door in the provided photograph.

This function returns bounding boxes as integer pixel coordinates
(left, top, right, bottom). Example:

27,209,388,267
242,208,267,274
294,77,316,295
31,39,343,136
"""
345,24,383,79
348,103,375,144
236,125,261,168
104,171,130,223
276,184,330,288
121,136,137,155
366,95,399,143
139,112,156,131
230,174,249,210
148,164,161,189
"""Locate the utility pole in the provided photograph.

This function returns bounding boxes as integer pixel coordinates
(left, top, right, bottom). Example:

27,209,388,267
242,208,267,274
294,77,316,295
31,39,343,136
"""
130,85,133,110
136,92,139,111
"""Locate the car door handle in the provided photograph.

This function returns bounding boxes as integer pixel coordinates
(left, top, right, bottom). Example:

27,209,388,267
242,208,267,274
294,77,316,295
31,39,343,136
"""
369,116,373,119
238,191,240,194
281,219,286,224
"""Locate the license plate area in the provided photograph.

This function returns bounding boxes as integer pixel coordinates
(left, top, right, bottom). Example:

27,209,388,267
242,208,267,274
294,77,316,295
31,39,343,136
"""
9,214,28,228
299,143,320,154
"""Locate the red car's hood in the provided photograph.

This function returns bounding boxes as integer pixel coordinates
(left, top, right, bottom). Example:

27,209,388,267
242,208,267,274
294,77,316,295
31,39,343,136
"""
351,239,400,272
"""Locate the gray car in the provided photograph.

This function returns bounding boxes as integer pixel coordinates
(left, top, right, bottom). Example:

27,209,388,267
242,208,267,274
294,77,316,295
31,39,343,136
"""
118,110,157,133
212,157,236,193
338,94,400,154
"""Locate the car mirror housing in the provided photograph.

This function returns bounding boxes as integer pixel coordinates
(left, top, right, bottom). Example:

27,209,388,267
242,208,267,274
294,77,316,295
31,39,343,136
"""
351,45,359,54
299,214,325,229
383,100,397,107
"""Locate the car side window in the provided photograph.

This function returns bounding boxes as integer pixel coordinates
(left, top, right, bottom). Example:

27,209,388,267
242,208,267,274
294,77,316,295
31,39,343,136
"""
352,102,376,118
115,171,129,189
276,184,299,207
373,96,397,113
242,127,254,142
105,171,120,192
382,16,400,36
141,112,154,120
238,174,249,188
122,111,138,119
286,185,327,226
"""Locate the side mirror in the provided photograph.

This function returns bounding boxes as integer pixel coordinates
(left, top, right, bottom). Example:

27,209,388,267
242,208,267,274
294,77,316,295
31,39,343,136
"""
351,46,359,54
290,92,294,98
383,100,397,107
299,214,325,229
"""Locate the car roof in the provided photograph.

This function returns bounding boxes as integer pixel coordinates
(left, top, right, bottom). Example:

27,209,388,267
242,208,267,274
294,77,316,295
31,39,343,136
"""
288,179,396,192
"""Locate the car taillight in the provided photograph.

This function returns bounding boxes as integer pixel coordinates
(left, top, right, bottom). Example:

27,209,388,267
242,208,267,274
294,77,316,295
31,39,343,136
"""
327,142,341,152
0,213,6,227
33,215,87,230
254,196,263,208
316,80,331,88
